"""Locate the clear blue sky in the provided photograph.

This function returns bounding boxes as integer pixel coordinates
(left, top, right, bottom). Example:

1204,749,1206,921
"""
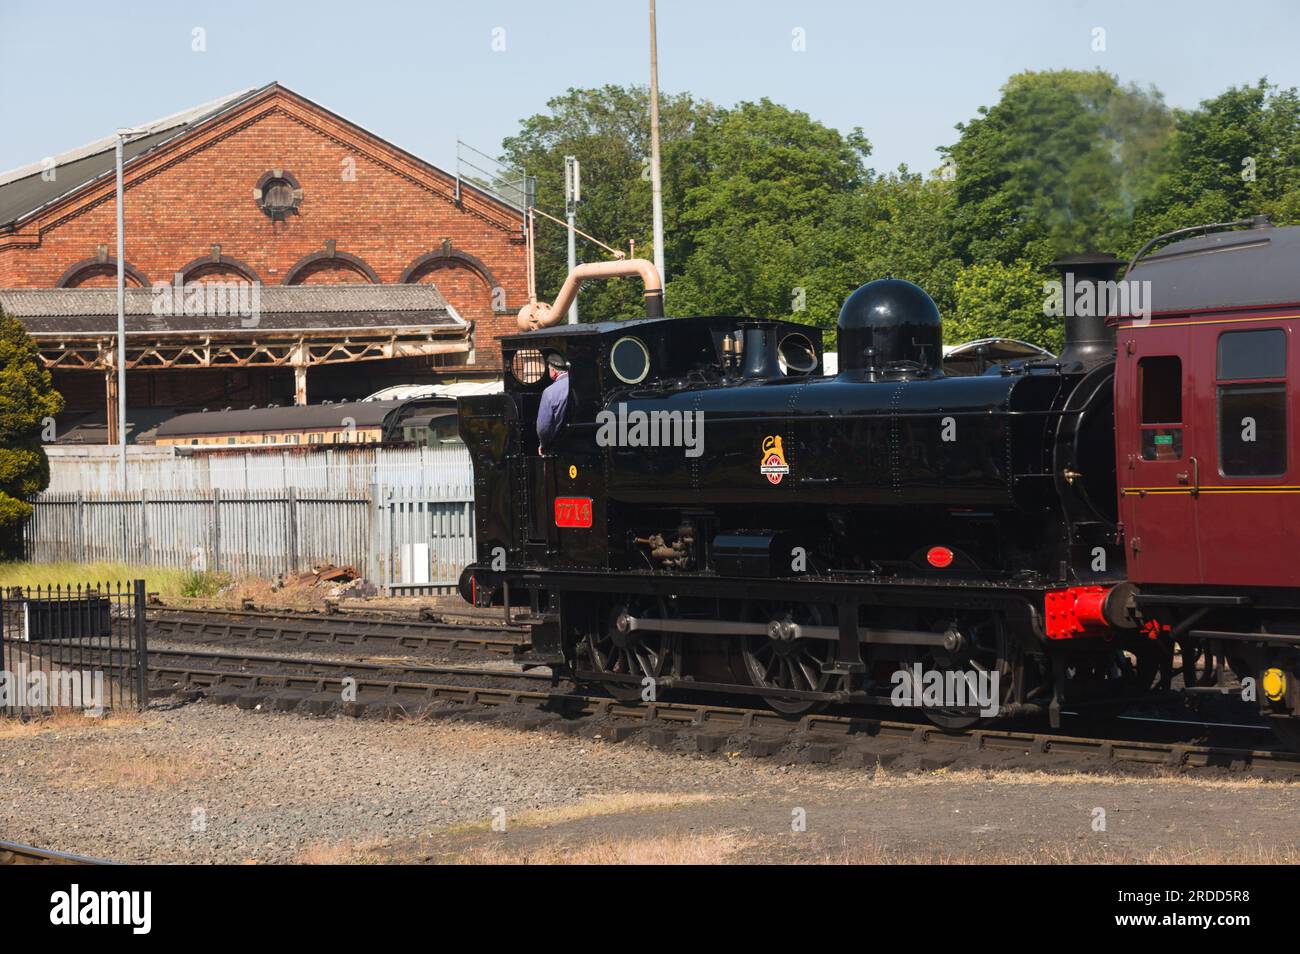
2,0,1299,178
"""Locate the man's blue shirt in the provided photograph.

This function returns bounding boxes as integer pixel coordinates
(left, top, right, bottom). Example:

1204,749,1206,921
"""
536,371,571,451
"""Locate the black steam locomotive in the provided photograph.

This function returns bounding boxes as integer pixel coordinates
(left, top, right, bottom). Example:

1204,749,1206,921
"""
459,221,1300,739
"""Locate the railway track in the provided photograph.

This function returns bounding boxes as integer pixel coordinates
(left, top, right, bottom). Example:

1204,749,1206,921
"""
0,840,112,865
147,605,526,658
128,645,1300,778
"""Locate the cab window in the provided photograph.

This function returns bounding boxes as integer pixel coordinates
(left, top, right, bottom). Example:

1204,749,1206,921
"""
1138,355,1182,460
1217,329,1287,477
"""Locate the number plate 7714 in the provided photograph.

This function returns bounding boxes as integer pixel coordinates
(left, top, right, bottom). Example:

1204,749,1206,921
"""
554,497,593,528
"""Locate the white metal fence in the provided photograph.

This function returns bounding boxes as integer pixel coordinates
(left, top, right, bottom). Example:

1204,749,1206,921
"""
44,444,472,493
27,446,477,593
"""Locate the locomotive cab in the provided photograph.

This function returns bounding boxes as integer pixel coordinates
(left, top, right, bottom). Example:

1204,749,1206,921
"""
459,315,824,589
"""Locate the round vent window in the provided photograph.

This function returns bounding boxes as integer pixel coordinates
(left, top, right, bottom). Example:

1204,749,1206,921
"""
253,170,302,220
610,336,650,384
510,349,547,385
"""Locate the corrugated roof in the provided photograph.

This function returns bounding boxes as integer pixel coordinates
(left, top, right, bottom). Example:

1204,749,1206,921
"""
0,283,464,336
0,85,268,228
155,400,407,437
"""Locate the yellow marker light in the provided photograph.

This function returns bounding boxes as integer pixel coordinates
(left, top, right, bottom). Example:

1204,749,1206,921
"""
568,465,577,479
1262,668,1287,703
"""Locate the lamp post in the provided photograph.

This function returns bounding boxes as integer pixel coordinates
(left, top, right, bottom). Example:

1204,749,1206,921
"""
113,127,147,490
648,0,666,285
564,155,580,323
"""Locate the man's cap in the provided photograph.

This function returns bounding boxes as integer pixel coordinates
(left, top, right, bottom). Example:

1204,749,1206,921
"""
546,353,570,371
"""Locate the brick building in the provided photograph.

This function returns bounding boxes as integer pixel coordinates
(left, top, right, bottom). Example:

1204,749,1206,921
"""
0,83,529,440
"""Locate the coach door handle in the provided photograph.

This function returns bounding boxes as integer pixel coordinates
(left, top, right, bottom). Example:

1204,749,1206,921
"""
1176,457,1200,496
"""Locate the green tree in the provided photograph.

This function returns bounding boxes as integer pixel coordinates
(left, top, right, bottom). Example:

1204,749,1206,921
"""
1131,79,1300,247
0,310,63,557
950,260,1061,353
666,99,871,320
500,85,717,321
943,69,1171,264
790,171,963,347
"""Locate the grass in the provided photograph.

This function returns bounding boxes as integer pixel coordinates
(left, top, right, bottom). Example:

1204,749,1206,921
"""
811,840,1300,865
0,561,208,602
0,561,243,604
451,830,750,865
305,830,1300,865
178,569,232,599
297,839,395,865
0,709,149,740
60,748,197,790
439,791,722,836
296,828,748,865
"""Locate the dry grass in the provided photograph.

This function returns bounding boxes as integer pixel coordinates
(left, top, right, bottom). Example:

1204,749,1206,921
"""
850,763,1298,792
198,575,327,611
452,830,749,865
28,741,204,791
384,717,543,752
302,830,1300,866
812,838,1300,865
297,839,394,865
0,561,351,610
0,709,150,740
443,791,722,835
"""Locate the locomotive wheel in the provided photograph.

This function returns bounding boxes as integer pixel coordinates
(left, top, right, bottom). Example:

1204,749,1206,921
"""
899,615,1014,731
583,600,675,703
737,602,836,716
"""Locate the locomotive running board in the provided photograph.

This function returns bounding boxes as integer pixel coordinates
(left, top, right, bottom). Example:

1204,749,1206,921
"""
619,614,949,646
1188,628,1300,647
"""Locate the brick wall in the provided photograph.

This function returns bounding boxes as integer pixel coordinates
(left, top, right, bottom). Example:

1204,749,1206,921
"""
0,87,528,371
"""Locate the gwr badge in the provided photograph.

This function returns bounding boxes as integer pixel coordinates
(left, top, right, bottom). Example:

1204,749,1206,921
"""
760,435,790,485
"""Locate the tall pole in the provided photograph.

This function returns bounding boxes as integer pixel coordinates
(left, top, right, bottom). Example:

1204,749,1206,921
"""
648,0,666,285
564,155,580,324
114,134,127,491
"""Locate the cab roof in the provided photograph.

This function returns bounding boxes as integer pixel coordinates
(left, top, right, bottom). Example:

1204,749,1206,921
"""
1128,222,1300,316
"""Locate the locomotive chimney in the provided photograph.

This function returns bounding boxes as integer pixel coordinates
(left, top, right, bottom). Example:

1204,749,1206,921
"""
1050,253,1126,370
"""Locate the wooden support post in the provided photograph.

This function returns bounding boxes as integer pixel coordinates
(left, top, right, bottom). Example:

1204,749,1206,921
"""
105,366,120,445
293,341,308,405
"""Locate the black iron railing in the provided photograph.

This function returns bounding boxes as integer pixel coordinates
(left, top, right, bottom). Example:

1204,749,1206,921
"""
0,579,147,716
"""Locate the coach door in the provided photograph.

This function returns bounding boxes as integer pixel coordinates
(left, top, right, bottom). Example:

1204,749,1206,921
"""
1190,321,1297,587
1117,323,1202,583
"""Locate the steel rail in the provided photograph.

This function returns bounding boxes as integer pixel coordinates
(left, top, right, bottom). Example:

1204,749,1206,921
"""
147,606,526,656
0,840,114,865
84,644,554,685
131,649,1300,776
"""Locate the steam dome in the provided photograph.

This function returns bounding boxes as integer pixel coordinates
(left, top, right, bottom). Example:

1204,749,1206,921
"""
837,278,942,372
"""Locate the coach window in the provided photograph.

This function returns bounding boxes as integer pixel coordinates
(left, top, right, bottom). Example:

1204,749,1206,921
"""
1138,355,1183,460
1217,328,1287,477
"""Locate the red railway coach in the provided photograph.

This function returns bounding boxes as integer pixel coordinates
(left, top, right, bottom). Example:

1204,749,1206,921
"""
1121,218,1300,736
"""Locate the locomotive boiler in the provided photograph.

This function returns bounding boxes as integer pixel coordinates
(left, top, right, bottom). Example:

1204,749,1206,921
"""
460,221,1300,743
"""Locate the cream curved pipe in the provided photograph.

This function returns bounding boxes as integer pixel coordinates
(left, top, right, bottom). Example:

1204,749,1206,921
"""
516,259,664,331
